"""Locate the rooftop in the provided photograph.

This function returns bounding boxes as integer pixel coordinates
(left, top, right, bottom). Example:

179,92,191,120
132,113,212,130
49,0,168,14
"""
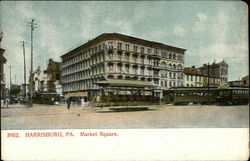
61,33,186,59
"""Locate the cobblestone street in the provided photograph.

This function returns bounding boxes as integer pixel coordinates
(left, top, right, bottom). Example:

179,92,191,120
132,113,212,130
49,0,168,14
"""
1,103,249,130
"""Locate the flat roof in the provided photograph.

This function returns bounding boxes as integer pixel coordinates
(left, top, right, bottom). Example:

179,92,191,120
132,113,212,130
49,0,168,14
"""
61,33,186,59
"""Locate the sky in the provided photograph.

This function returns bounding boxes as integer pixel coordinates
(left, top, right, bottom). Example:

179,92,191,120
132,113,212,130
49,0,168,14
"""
0,1,248,86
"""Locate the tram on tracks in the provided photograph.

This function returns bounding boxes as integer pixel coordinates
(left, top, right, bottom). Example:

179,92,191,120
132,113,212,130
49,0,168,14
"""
163,87,249,105
216,87,249,105
33,92,60,104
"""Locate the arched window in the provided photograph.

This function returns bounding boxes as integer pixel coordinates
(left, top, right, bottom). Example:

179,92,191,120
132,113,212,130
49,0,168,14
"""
178,64,182,70
169,63,172,69
173,64,176,69
161,62,167,68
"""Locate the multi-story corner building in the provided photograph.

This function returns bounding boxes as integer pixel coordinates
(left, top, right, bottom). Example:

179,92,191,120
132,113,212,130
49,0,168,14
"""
61,33,186,97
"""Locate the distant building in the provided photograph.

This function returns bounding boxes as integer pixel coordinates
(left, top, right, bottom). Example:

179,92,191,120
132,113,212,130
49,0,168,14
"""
30,59,62,95
198,60,228,85
228,75,249,87
46,58,61,92
228,80,241,87
241,75,249,87
33,66,48,92
60,33,186,98
184,60,228,87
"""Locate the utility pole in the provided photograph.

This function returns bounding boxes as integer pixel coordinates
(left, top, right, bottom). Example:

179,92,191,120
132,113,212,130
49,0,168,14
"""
27,19,37,106
207,62,210,104
20,41,27,100
9,65,12,99
208,62,210,89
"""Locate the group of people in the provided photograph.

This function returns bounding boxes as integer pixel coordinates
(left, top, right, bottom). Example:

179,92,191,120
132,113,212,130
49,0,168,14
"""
67,96,89,110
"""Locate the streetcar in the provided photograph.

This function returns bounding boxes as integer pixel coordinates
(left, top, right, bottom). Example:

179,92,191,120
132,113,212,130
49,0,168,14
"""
163,87,249,105
33,92,60,104
163,87,218,105
217,87,249,105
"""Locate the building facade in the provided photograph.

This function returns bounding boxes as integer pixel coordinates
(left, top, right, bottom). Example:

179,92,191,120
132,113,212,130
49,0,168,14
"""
184,67,204,87
61,33,186,97
198,60,228,86
30,59,62,95
0,48,7,101
0,31,7,103
184,60,228,87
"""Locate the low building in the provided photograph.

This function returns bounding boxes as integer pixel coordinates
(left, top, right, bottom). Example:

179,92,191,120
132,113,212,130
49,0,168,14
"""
228,75,249,87
184,66,203,87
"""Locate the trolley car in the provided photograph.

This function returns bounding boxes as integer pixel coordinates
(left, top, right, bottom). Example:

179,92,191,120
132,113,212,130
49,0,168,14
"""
163,87,218,105
217,87,249,105
33,92,60,104
163,87,249,105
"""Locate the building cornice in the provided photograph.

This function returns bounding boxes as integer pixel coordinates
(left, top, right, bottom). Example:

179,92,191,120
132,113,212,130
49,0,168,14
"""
61,33,187,60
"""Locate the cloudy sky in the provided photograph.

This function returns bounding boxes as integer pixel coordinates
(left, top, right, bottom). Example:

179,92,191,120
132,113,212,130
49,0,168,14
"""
0,1,248,86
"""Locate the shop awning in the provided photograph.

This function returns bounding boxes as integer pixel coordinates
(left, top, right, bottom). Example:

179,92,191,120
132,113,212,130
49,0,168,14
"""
64,92,88,97
95,79,155,88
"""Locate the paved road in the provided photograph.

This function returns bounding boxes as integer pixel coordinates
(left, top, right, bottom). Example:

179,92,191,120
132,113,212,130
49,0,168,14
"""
1,103,249,129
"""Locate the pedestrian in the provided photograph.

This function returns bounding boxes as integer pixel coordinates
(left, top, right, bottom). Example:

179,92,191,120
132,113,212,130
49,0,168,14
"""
81,97,84,109
6,98,9,108
67,97,71,110
81,97,88,110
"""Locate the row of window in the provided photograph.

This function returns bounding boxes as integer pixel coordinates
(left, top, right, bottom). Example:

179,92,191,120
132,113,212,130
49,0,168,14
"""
62,43,105,67
63,78,99,92
108,41,183,60
186,75,202,82
160,80,184,87
161,71,184,79
63,66,105,83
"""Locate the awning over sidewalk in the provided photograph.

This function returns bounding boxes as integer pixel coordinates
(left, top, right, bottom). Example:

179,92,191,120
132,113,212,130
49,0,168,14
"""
95,79,155,88
64,92,87,97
